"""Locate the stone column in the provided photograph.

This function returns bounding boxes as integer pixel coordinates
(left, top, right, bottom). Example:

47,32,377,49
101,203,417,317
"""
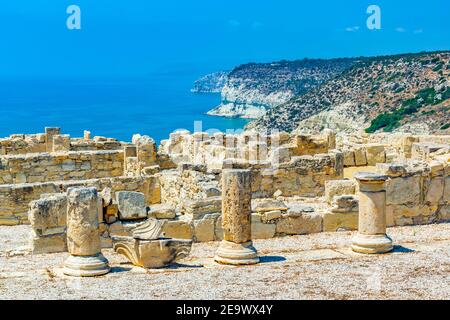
63,187,110,276
351,172,393,254
214,169,259,265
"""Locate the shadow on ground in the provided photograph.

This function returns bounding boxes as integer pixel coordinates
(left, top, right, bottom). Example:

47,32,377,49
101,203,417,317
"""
259,255,286,263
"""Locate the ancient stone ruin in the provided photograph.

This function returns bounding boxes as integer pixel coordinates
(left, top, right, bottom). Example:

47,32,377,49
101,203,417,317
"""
0,127,449,274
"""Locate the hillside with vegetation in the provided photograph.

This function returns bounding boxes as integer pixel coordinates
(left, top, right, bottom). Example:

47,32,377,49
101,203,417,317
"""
206,58,358,118
247,51,450,135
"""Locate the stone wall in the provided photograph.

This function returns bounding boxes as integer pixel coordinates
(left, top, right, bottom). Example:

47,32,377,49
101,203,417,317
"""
0,134,47,155
0,150,124,184
0,175,160,225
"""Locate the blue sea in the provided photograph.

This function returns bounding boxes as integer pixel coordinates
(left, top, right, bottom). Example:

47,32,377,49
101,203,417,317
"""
0,72,248,144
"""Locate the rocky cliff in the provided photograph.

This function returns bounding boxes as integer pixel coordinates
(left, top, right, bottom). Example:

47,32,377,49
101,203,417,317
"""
191,71,229,93
247,51,450,135
206,58,358,118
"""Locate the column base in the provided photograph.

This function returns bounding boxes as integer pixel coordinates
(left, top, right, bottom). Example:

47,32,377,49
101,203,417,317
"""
63,253,110,277
351,233,393,254
214,240,259,265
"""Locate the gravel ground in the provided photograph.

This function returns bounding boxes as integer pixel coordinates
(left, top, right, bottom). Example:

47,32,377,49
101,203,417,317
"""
0,223,449,300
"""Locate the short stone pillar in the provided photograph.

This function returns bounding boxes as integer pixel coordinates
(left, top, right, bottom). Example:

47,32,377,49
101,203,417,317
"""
351,172,393,254
63,187,110,276
214,169,259,265
83,130,91,141
45,127,61,152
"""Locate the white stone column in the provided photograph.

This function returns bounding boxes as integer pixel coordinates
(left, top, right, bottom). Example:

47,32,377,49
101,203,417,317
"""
63,187,110,276
352,172,393,254
214,169,259,265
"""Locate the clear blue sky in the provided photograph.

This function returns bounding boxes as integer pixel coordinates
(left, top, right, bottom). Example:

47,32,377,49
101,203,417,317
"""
0,0,448,78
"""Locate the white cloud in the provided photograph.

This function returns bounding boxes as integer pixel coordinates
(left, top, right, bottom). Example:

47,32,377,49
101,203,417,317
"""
413,28,424,34
345,26,360,32
395,27,406,33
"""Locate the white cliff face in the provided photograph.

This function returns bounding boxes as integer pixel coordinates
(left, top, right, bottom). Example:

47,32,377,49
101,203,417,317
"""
207,86,294,118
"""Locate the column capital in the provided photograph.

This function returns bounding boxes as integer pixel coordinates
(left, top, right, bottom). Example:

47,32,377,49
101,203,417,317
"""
355,172,388,192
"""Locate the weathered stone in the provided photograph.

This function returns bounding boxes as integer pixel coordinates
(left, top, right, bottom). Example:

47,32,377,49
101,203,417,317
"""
31,233,67,254
343,149,355,167
99,188,113,207
148,204,176,219
215,169,259,265
251,213,276,239
252,199,288,213
354,145,367,166
425,177,444,204
64,187,110,277
193,213,217,242
162,219,193,239
276,212,322,235
261,210,282,222
116,191,147,221
324,179,356,204
28,193,67,234
66,187,101,256
386,176,421,205
323,211,358,232
221,170,252,243
332,195,359,212
365,144,386,166
112,236,192,268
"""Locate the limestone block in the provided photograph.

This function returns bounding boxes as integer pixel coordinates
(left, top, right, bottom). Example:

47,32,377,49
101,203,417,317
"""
270,147,291,164
376,163,407,177
108,221,128,237
332,195,359,211
193,213,217,242
251,213,276,239
425,177,444,204
184,197,221,219
323,211,358,232
148,204,176,219
261,210,282,222
276,212,322,235
385,176,421,205
324,179,356,204
28,193,67,235
343,150,355,167
354,145,367,166
66,187,101,256
365,144,386,166
116,191,147,221
31,233,67,254
53,134,71,152
162,219,193,240
251,199,288,213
